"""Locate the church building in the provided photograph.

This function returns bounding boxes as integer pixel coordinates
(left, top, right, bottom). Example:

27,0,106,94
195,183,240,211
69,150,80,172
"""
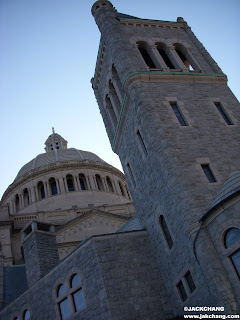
0,1,239,319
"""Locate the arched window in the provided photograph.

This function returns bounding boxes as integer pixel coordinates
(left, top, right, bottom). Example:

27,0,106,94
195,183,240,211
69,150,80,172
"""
66,174,75,192
111,64,124,101
15,194,20,212
23,188,30,207
37,181,45,199
106,177,114,192
159,215,173,249
137,41,156,69
224,228,240,278
109,80,121,117
96,175,104,191
23,309,30,320
156,43,175,69
70,274,85,312
49,178,58,195
106,95,118,130
125,186,131,200
56,275,85,320
174,43,194,70
57,284,71,320
79,174,87,191
119,181,125,196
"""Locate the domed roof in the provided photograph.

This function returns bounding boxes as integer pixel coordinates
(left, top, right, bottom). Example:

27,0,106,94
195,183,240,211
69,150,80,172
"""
208,171,240,211
15,131,106,180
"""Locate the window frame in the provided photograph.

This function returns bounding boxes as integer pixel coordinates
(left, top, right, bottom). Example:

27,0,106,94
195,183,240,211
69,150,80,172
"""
201,164,217,183
224,228,240,280
214,102,234,126
170,102,188,126
55,274,86,320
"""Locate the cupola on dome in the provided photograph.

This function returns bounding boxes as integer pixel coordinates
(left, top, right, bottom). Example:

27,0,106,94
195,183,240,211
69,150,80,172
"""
15,130,106,180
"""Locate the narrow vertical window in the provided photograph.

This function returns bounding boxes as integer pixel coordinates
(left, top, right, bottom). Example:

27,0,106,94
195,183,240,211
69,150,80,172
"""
38,181,45,199
79,174,87,190
96,175,104,191
177,281,187,301
15,194,20,212
159,215,173,249
137,130,148,157
170,102,188,126
201,164,216,183
70,274,85,312
57,284,71,320
106,177,114,192
126,163,136,188
214,102,233,125
23,188,30,207
66,174,75,192
184,271,196,293
119,181,125,196
49,178,58,195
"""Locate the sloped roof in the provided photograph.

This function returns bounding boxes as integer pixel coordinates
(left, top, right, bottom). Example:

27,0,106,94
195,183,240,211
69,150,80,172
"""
118,216,144,232
208,171,240,211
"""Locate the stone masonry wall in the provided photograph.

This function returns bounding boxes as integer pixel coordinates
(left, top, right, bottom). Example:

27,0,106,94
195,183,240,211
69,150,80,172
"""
0,231,170,320
23,231,59,287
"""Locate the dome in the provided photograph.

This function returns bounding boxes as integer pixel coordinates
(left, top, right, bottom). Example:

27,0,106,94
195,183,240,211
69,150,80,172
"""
15,148,106,180
14,130,107,181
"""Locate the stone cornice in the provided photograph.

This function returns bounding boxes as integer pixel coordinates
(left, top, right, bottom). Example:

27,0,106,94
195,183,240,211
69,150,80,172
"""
1,160,125,204
123,71,227,92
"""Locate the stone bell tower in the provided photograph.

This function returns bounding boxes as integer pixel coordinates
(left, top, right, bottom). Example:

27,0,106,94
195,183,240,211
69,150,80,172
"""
92,0,240,316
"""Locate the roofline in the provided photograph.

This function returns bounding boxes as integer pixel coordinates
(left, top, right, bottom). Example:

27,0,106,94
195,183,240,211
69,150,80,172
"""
200,187,240,222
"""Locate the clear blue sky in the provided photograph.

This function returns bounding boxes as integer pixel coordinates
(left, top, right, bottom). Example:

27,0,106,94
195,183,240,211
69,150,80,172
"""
0,0,239,199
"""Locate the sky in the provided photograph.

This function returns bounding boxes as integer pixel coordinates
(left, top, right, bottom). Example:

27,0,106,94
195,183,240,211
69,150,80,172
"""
0,0,239,199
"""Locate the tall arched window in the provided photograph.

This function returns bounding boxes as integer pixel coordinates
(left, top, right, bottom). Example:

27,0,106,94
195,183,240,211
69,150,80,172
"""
56,274,85,320
106,95,118,130
156,43,175,69
106,177,114,192
49,178,58,195
111,64,124,101
79,174,87,191
95,175,104,191
159,215,173,249
119,181,125,196
15,194,20,212
37,181,45,199
70,274,85,312
66,174,75,192
137,41,156,69
174,43,194,70
109,80,121,117
224,228,240,278
23,188,30,207
23,309,31,320
57,284,71,320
